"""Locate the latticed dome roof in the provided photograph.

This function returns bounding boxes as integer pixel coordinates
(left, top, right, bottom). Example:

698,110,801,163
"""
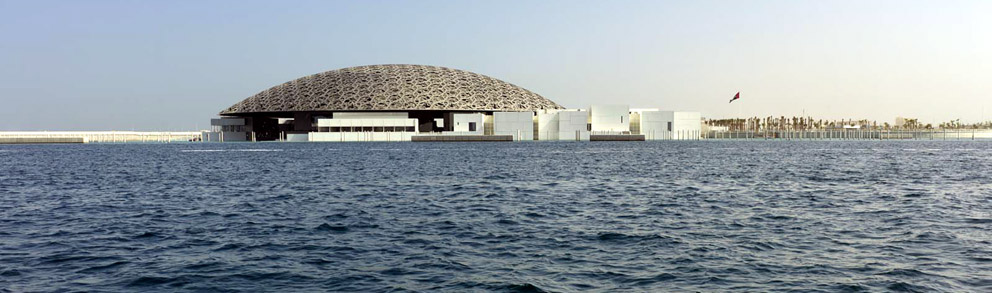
220,64,563,115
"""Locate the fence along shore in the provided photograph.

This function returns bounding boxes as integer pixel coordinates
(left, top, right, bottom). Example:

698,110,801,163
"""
704,129,992,140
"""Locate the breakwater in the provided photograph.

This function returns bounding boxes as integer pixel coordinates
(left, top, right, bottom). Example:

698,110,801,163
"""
0,131,202,144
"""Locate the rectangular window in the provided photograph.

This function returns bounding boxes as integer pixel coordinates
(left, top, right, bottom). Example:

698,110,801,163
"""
330,127,341,132
468,122,477,132
406,126,415,132
373,127,384,132
667,122,673,131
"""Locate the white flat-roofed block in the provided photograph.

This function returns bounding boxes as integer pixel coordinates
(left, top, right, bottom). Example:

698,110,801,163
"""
589,105,629,132
556,111,590,141
640,111,666,122
452,113,484,134
640,111,700,140
536,111,560,140
493,112,535,141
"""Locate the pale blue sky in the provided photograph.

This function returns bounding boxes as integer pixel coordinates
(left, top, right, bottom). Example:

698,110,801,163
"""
1,0,989,130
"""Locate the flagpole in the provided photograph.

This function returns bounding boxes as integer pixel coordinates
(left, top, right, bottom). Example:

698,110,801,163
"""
737,99,742,119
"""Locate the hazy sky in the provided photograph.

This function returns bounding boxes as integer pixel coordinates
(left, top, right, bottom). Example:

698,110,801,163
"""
1,0,989,130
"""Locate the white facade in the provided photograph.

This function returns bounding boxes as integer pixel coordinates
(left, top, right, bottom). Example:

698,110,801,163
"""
535,109,590,141
207,105,701,142
310,112,418,142
451,113,484,134
661,111,702,140
535,110,560,140
557,110,591,141
207,118,250,142
589,104,630,133
635,110,668,140
493,112,535,141
309,132,415,142
629,110,702,140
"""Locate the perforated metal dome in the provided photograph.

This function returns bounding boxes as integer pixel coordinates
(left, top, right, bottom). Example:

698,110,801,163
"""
220,64,563,115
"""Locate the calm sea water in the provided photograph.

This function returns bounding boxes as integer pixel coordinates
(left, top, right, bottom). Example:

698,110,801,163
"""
0,141,990,292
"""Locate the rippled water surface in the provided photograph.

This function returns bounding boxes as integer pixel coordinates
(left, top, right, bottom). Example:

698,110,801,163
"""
1,141,990,292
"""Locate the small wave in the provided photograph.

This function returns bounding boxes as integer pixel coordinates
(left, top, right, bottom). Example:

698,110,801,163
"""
595,232,678,245
886,281,932,292
495,219,518,225
76,261,128,273
505,283,547,293
134,231,159,239
965,218,992,224
315,223,349,232
213,243,244,251
126,276,174,287
877,268,932,278
179,149,282,152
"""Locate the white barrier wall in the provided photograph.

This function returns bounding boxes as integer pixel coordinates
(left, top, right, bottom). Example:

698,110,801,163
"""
286,133,309,142
638,110,671,140
557,110,590,141
646,111,701,140
493,112,535,141
202,131,248,142
452,113,484,134
536,110,560,140
673,111,702,140
589,105,629,132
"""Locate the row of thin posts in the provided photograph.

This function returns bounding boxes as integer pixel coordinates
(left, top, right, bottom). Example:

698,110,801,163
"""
707,129,984,140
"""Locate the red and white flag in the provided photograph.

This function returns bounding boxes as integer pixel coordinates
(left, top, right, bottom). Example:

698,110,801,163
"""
729,92,740,103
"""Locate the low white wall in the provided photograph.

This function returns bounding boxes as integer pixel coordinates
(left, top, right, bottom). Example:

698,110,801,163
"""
286,133,309,142
309,132,413,142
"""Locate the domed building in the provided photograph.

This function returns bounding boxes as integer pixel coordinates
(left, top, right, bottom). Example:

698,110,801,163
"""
207,64,701,142
209,64,565,141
